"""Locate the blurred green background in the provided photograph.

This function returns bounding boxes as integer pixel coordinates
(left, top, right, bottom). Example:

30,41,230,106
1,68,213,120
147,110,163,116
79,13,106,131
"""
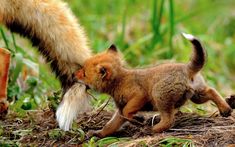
0,0,235,114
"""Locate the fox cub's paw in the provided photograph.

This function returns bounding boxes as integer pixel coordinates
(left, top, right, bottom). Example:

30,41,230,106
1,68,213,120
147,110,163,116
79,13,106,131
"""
220,107,233,117
87,130,104,138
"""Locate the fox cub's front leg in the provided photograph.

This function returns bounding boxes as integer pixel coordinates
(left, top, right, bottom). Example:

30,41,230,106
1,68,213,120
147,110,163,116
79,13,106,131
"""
88,110,125,138
88,95,147,138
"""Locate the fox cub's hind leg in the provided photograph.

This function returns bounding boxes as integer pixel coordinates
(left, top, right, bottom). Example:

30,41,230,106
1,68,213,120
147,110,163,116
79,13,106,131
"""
152,108,175,133
190,74,232,117
191,87,232,117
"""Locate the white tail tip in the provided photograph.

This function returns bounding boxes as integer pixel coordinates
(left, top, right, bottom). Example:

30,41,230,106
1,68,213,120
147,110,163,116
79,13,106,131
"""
56,83,91,131
182,33,195,41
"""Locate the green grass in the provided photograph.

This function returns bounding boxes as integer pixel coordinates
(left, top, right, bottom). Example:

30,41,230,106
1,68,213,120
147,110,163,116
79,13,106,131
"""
82,136,129,147
158,137,195,147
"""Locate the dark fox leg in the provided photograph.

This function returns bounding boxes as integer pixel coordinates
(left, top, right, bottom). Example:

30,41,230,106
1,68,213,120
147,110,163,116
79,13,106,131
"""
191,87,232,117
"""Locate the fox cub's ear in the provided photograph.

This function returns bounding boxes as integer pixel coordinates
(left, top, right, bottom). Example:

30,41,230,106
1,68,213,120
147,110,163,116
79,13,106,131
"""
108,44,118,53
99,65,112,80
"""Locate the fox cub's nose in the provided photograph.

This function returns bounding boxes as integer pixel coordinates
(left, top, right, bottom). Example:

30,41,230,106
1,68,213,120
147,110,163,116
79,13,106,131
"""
75,69,84,80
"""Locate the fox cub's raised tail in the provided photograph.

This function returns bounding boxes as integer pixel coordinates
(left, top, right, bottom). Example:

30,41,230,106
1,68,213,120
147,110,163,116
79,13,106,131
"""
182,33,206,78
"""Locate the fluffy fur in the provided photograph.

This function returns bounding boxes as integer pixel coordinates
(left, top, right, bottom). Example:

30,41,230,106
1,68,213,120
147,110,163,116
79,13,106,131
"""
76,33,232,137
0,48,10,115
56,83,91,131
0,0,92,130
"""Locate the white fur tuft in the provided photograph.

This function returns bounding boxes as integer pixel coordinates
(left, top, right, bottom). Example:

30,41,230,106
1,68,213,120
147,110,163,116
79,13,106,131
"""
182,33,195,41
56,83,91,131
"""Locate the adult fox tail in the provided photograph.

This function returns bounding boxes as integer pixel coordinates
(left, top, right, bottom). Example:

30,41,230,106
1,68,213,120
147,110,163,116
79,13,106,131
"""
0,0,92,130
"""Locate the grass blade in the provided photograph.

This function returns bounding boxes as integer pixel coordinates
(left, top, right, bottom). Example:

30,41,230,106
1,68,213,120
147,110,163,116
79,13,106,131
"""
11,32,17,53
11,53,24,84
0,27,10,50
167,0,175,58
151,0,164,49
117,2,128,49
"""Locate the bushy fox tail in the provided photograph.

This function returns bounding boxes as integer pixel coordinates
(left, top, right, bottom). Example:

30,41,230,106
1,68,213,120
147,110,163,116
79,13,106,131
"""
0,0,92,130
182,33,206,78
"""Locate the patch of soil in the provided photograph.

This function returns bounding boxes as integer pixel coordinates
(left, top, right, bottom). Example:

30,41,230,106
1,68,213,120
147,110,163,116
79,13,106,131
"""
2,94,235,146
0,108,235,146
82,111,235,146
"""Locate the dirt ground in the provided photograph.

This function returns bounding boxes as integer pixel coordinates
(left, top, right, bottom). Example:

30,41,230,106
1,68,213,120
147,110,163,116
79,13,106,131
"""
0,96,235,146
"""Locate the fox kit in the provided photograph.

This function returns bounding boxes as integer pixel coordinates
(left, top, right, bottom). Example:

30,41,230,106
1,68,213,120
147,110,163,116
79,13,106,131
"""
76,33,232,137
0,0,92,130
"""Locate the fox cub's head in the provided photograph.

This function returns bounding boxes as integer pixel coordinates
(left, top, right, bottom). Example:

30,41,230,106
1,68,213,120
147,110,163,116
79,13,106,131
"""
75,45,123,91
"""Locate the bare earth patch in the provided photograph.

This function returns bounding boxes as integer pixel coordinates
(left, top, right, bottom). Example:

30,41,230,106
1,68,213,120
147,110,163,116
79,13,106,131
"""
0,106,235,146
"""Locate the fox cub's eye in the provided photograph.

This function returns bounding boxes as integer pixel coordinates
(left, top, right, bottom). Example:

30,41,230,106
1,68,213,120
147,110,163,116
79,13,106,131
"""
100,67,107,78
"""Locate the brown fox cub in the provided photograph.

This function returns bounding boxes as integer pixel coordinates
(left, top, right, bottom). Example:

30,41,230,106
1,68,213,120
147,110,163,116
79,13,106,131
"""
76,33,232,138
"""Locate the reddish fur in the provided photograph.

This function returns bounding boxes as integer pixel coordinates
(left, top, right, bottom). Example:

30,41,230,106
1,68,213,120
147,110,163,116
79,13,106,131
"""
0,0,92,130
0,48,11,114
76,41,232,138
